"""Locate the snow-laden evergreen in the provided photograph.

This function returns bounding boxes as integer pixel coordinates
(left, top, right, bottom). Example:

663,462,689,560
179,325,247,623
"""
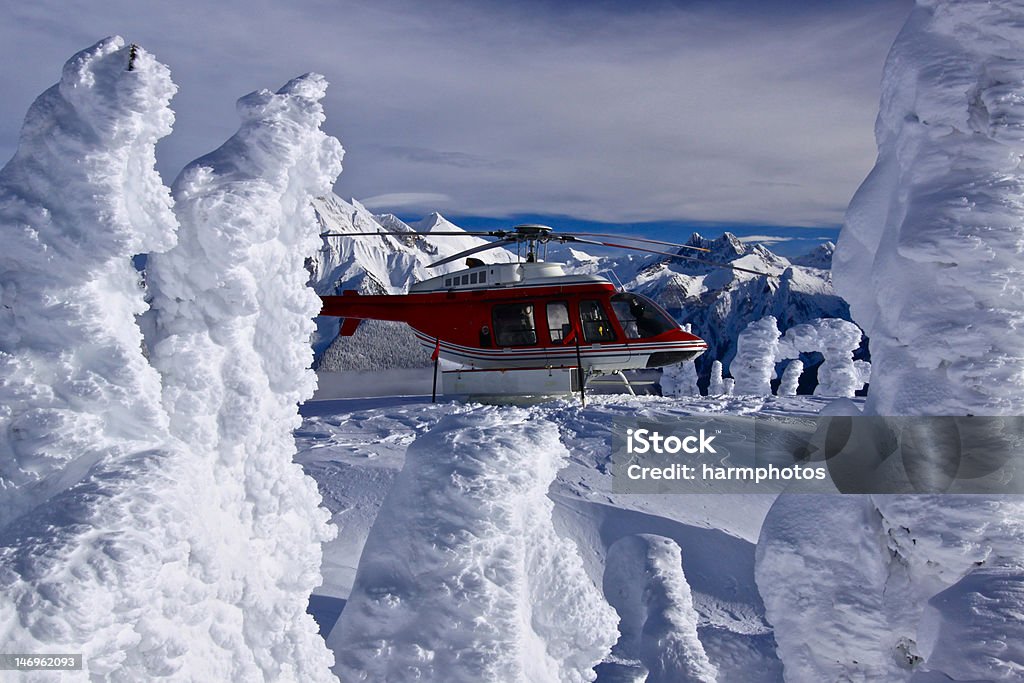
708,360,726,396
761,2,1024,680
146,74,343,680
0,36,176,529
661,324,700,396
603,535,718,683
661,361,700,397
777,360,803,396
731,316,780,396
0,38,204,675
833,0,1024,415
776,318,863,397
328,407,618,682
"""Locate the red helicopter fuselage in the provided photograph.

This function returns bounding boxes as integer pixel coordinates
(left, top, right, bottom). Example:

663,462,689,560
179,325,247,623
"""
319,261,707,374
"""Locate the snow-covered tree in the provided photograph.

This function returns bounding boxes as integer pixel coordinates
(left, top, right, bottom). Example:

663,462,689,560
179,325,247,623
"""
833,0,1024,415
661,361,700,397
776,318,863,397
761,1,1024,680
146,74,344,680
731,316,780,395
603,535,718,683
777,359,804,396
0,38,202,675
329,408,618,682
708,360,725,396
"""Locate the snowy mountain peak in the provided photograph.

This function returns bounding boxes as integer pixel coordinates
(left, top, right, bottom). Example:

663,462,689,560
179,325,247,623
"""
414,211,457,233
685,231,746,259
790,241,834,269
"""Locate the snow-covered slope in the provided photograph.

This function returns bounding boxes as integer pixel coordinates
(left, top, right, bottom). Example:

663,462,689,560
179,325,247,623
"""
309,195,514,296
788,241,834,269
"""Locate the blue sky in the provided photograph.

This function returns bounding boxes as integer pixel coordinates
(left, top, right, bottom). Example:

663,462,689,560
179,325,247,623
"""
0,0,912,251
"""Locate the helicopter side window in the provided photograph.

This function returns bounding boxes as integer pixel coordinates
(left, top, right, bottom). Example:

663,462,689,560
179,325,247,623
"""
492,303,537,346
461,274,469,286
470,272,478,284
611,293,678,338
546,301,571,342
579,300,616,342
445,278,452,288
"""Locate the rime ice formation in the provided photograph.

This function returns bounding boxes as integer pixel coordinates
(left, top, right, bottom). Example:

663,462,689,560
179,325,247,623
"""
755,496,900,681
832,0,1024,415
761,2,1024,681
603,535,718,683
722,378,735,395
328,408,618,682
708,360,725,396
757,494,1024,682
731,316,780,396
854,359,871,391
776,318,863,397
0,38,204,676
661,361,700,397
918,564,1024,680
146,74,343,680
777,359,803,396
0,37,177,528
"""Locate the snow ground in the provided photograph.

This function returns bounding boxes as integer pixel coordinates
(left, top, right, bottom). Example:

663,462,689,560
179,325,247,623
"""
297,382,838,681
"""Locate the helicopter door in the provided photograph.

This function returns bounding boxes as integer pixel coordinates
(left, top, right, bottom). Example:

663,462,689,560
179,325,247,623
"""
491,303,538,346
546,301,571,343
579,300,617,343
578,299,628,370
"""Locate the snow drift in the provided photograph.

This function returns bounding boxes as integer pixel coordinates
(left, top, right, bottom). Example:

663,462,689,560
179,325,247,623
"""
328,407,618,682
145,74,343,680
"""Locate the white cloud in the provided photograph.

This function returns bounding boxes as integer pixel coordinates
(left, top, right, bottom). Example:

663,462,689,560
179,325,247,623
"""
0,0,912,227
359,192,452,211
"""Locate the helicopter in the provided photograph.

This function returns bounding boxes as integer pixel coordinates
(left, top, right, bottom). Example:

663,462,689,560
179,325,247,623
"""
318,223,771,400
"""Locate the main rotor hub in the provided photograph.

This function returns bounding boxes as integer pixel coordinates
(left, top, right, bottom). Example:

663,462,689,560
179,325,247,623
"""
512,224,553,238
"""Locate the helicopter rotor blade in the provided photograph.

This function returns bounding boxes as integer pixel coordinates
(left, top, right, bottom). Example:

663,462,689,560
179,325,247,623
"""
320,230,503,238
427,238,518,269
573,239,776,277
566,232,711,252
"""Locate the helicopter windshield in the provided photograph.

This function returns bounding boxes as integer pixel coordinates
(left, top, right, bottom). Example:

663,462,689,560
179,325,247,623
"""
611,293,679,339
